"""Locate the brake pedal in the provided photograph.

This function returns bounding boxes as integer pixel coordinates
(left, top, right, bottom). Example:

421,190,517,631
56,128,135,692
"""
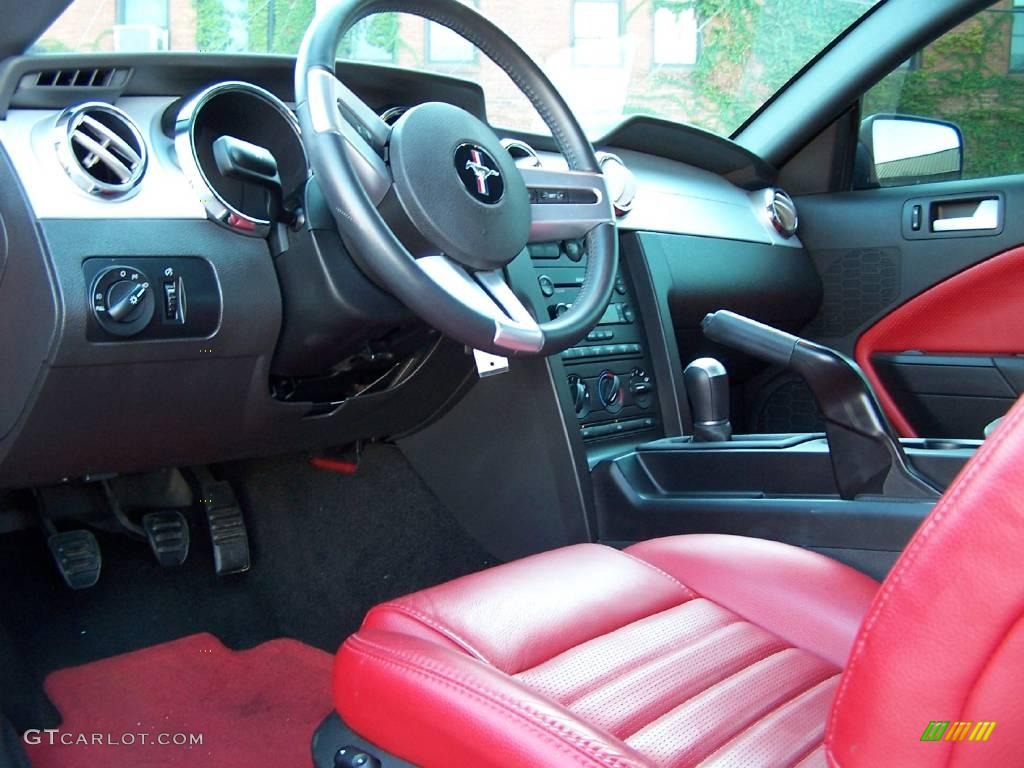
142,510,190,567
47,530,102,589
200,481,251,575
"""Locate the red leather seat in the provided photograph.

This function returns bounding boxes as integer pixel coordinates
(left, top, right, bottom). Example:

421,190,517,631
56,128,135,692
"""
335,397,1024,767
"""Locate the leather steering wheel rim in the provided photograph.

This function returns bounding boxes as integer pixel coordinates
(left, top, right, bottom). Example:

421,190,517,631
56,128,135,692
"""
294,0,618,356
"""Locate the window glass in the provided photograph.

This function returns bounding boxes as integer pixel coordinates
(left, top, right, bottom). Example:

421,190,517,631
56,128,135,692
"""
653,7,698,67
1013,0,1024,72
342,16,396,63
34,0,883,140
428,22,475,63
117,0,167,27
862,2,1024,185
572,0,621,66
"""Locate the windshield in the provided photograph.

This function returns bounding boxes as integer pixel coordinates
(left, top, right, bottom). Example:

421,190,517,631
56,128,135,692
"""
33,0,882,138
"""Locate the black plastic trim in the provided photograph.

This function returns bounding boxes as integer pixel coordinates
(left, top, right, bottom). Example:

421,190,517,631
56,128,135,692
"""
312,713,416,768
594,452,934,551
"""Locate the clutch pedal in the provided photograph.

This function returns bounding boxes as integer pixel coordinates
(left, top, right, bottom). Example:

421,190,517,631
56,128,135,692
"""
201,480,251,575
47,529,102,590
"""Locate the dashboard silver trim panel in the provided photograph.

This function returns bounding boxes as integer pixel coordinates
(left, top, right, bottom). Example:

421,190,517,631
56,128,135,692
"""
1,90,800,251
532,148,803,248
0,97,206,221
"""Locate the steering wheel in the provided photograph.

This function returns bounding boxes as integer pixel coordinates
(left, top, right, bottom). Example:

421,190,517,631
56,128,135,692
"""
294,0,617,356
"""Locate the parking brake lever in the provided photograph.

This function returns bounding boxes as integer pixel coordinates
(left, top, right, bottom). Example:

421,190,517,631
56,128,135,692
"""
702,310,940,500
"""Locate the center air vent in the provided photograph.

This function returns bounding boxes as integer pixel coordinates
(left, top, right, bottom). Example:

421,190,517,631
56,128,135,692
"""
54,102,147,200
765,188,799,238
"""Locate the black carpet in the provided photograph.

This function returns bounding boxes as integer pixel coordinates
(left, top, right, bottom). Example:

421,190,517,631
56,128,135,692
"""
224,444,499,651
0,444,497,731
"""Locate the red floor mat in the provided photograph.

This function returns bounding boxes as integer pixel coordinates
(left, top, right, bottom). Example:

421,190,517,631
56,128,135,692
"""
25,632,334,768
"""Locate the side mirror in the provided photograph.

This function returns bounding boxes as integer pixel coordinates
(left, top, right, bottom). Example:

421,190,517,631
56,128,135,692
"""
855,114,964,189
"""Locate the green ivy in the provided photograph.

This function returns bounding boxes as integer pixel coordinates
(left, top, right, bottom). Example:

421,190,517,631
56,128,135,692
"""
194,0,230,51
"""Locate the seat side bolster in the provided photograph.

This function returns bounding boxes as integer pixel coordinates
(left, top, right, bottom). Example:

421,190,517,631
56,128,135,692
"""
626,535,879,667
336,629,654,768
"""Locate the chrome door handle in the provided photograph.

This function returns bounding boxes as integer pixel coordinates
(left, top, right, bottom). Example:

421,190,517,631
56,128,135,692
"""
932,198,1000,232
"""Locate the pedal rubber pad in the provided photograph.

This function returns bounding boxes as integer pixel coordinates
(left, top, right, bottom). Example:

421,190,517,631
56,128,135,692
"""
201,481,251,575
142,510,190,567
48,530,102,589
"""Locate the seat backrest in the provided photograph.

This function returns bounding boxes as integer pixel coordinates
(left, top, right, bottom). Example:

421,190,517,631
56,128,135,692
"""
827,395,1024,767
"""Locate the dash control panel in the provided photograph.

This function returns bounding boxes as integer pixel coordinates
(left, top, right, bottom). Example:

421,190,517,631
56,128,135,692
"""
528,240,661,444
84,257,220,342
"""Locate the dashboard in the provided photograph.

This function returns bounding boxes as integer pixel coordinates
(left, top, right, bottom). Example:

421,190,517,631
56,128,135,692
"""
0,53,814,488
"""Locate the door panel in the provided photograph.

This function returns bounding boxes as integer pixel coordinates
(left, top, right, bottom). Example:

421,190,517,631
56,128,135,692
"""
795,176,1024,439
855,246,1024,436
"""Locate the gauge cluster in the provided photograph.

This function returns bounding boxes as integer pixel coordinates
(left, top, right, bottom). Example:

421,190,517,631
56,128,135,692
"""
173,82,307,237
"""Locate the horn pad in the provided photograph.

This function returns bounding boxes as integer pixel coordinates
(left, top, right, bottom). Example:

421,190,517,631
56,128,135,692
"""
388,102,530,271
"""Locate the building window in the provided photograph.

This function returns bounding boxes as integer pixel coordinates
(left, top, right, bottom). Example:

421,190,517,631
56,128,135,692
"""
1012,0,1024,73
116,0,168,27
572,0,622,66
653,6,699,66
114,0,168,51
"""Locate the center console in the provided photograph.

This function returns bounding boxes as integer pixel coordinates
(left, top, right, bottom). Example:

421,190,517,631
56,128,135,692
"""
526,241,662,444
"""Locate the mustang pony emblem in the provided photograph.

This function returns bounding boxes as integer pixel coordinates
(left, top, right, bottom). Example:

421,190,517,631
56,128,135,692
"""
454,144,505,204
465,149,500,195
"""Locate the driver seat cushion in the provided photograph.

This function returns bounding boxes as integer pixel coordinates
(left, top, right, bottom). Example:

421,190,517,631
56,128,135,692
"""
334,535,879,767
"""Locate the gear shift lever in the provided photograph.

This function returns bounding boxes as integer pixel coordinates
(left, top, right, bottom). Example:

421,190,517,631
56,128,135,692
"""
684,358,732,442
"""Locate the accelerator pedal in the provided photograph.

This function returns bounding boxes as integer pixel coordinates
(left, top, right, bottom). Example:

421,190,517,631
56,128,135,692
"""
201,481,251,575
47,529,102,589
142,510,190,567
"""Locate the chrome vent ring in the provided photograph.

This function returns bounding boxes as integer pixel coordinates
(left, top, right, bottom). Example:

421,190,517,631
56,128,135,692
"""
54,102,147,200
501,138,542,167
765,188,798,238
597,152,637,216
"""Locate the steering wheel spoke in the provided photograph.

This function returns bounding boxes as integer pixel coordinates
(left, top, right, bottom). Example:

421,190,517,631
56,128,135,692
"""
304,67,393,205
417,255,544,353
520,165,614,242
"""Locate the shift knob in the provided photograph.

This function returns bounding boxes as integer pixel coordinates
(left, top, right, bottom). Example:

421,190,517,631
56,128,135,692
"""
684,358,732,442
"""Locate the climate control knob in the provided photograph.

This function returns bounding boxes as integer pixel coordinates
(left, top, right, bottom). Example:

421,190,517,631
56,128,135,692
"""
91,266,155,337
629,367,655,407
568,374,590,420
596,370,624,414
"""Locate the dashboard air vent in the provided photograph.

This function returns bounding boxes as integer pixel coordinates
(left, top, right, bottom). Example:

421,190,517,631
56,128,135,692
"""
54,102,147,200
34,68,118,88
765,188,798,238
